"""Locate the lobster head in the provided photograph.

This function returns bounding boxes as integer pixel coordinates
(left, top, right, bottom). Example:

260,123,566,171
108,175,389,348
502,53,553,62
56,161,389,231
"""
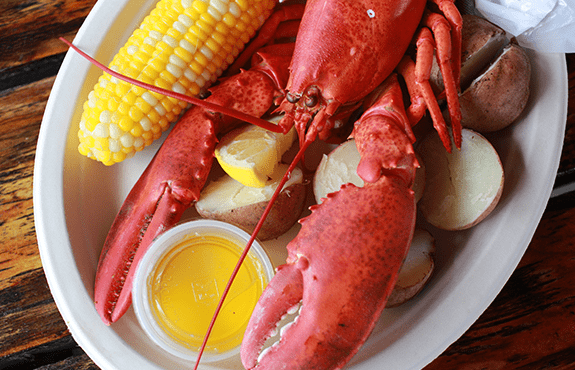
276,0,424,142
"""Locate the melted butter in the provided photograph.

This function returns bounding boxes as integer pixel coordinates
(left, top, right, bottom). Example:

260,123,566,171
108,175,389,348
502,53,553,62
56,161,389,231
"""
149,233,267,353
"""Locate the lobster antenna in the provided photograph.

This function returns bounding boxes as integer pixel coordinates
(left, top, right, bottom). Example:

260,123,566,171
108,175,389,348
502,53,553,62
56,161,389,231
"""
59,37,283,133
193,137,313,370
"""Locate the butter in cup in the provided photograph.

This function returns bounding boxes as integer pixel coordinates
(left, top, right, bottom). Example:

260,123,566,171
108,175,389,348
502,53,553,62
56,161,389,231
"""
132,219,274,363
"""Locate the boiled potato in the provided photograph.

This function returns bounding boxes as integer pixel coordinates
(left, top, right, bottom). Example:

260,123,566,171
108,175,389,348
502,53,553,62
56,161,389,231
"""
313,139,425,204
387,228,435,308
417,128,504,230
459,14,507,90
460,40,531,133
313,140,363,204
430,15,531,133
196,164,306,240
431,14,507,93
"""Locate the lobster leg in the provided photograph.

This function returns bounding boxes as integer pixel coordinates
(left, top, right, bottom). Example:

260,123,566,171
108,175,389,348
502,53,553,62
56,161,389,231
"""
226,2,305,76
94,68,283,324
397,30,453,152
241,74,418,370
431,0,463,87
423,8,462,148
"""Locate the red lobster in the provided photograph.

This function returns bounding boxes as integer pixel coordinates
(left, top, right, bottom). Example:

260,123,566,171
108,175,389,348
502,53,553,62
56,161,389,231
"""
67,0,463,367
241,0,463,368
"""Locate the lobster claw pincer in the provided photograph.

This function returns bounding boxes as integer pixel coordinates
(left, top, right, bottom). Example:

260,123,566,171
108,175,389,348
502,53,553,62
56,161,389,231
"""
241,176,416,370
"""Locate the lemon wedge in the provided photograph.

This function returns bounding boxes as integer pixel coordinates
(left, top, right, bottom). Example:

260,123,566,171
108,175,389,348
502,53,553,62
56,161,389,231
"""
215,116,297,188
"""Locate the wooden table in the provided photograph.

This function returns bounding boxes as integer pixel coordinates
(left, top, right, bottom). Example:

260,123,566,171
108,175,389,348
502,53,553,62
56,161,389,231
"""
0,1,573,369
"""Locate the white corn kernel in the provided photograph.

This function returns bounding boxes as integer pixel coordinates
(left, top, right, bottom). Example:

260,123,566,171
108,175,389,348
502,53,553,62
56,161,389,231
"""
127,45,138,55
200,45,214,60
180,38,195,53
144,37,157,46
201,70,212,83
207,6,223,21
178,13,193,27
120,133,135,148
229,2,240,17
93,123,109,138
109,139,121,153
166,63,184,79
140,117,153,131
149,30,162,40
172,82,186,94
163,35,178,48
99,110,111,124
155,104,167,116
195,75,206,88
169,54,187,69
184,67,198,81
210,0,229,15
142,91,159,106
109,123,122,139
134,137,145,148
173,20,188,34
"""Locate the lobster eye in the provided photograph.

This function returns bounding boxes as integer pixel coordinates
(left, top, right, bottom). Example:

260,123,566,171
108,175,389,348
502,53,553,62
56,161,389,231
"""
304,94,317,108
304,86,320,108
286,92,300,104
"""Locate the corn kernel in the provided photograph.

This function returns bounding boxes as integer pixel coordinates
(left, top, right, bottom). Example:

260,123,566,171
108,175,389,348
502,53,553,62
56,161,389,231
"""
160,69,178,85
159,117,170,130
140,116,153,131
96,150,112,163
190,60,204,76
165,111,176,122
115,82,131,97
130,124,144,138
147,109,161,125
78,143,90,156
129,106,145,122
117,102,130,116
107,97,120,111
142,131,154,141
160,97,175,112
122,91,138,105
113,151,127,163
192,0,209,14
135,97,152,114
201,12,217,26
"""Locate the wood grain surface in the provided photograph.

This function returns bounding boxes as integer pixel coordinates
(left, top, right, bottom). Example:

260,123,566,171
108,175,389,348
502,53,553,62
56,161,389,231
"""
0,1,574,369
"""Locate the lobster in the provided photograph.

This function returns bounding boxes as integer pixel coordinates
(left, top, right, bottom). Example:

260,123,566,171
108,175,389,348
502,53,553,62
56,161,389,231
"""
65,0,463,368
239,0,462,368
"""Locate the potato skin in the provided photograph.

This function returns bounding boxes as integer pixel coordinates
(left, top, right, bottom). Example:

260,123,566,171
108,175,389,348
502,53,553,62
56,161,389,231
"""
460,41,531,133
430,15,506,94
459,15,507,89
196,183,306,240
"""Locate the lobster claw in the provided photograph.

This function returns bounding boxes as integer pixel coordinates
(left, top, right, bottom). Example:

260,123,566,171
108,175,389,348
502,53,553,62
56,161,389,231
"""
94,66,285,325
241,176,416,370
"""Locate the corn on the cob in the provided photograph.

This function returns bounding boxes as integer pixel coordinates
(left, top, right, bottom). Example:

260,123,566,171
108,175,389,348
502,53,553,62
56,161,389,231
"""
78,0,277,165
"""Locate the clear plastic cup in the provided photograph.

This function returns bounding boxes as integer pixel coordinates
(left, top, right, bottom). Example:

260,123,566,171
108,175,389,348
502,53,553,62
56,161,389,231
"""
132,219,274,363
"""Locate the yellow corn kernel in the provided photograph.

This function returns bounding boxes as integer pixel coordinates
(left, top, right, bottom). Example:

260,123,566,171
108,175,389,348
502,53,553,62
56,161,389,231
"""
193,0,209,14
77,0,277,165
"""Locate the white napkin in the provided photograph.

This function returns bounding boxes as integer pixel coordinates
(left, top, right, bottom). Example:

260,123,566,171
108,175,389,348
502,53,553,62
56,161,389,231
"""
474,0,575,53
